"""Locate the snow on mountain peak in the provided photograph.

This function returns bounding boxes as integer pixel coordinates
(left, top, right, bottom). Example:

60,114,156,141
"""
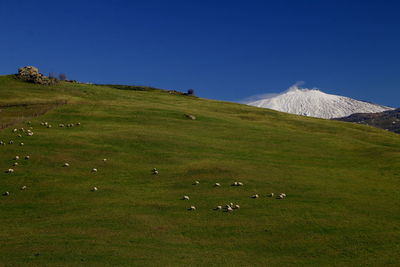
246,85,393,119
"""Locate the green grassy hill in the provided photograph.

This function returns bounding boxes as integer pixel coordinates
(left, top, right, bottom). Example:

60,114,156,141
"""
0,75,399,266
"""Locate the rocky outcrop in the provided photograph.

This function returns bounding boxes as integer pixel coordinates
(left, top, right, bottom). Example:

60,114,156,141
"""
17,66,55,85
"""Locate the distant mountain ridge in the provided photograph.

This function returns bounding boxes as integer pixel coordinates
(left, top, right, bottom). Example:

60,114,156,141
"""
247,85,393,119
334,108,400,134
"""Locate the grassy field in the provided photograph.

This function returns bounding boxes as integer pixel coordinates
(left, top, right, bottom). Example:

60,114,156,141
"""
0,75,399,266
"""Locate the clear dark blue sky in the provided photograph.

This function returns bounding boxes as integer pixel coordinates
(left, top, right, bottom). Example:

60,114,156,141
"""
0,0,399,106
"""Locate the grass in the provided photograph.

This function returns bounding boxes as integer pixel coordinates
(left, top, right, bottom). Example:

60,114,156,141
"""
0,75,399,266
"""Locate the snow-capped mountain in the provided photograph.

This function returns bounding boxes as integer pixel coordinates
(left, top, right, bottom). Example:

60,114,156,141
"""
246,85,394,119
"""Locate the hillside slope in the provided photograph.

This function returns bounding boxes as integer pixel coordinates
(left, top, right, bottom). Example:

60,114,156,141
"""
247,86,393,119
0,75,399,266
335,108,400,134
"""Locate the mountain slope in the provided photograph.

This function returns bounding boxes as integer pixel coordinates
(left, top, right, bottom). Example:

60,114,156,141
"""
335,108,400,134
0,75,399,266
247,86,393,119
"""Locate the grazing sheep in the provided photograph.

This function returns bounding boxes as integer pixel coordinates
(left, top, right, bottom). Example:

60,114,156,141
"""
47,125,52,128
19,142,24,146
91,187,98,192
188,206,196,211
232,182,238,186
63,163,70,167
234,204,240,209
214,183,221,187
152,168,158,175
251,194,259,199
214,206,222,210
103,158,107,162
7,169,14,173
0,141,4,145
182,195,190,200
277,195,284,199
21,186,27,190
12,128,17,133
280,193,286,197
13,162,18,166
17,134,22,138
3,191,10,196
27,132,34,136
193,181,200,185
9,140,14,144
44,122,48,126
237,182,243,186
59,124,65,127
268,193,274,197
14,156,19,160
25,156,30,160
226,206,233,212
91,168,98,173
77,122,81,126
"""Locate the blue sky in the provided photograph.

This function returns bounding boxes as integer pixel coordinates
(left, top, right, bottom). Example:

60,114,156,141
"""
0,0,399,107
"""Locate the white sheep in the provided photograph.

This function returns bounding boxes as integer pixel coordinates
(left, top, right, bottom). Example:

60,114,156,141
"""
251,194,259,199
226,206,233,212
13,162,18,166
7,169,14,173
21,186,27,190
182,195,190,200
268,193,274,197
103,158,107,162
193,181,200,185
9,140,14,144
92,168,98,173
14,156,19,160
77,122,81,126
63,163,70,167
19,142,24,146
280,193,286,197
47,125,52,128
0,141,4,145
233,204,240,209
17,134,22,138
215,206,222,210
3,191,10,196
232,182,238,186
237,182,243,186
12,128,17,133
91,187,98,192
188,206,196,211
59,124,65,127
27,132,34,136
214,183,221,187
25,156,30,160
